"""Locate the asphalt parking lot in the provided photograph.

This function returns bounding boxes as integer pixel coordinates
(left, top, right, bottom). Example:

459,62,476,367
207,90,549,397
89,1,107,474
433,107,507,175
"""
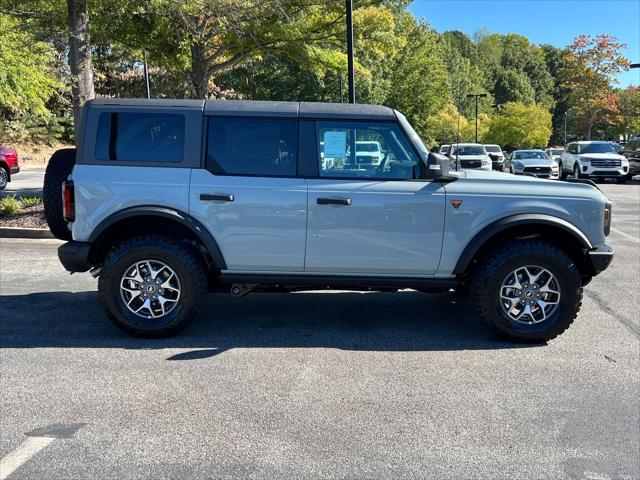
0,181,638,479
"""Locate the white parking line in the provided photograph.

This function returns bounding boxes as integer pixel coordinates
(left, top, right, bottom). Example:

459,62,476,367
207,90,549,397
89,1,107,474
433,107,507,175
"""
610,227,640,244
0,437,55,480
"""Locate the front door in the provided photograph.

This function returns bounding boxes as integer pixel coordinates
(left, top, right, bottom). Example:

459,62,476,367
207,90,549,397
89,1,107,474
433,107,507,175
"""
305,120,446,275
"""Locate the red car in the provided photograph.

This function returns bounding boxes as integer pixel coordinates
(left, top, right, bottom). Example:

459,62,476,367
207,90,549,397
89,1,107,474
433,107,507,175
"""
0,146,20,190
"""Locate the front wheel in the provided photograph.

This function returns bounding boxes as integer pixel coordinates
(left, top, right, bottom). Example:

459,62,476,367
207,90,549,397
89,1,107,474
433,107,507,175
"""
573,164,583,180
98,235,208,337
0,167,7,190
470,240,582,342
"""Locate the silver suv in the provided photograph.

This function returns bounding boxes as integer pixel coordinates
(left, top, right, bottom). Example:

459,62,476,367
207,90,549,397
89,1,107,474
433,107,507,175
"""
43,99,614,342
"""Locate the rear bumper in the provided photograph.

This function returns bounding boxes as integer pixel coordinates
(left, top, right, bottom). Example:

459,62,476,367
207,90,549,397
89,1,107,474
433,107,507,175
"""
58,241,92,273
588,244,614,275
10,165,19,175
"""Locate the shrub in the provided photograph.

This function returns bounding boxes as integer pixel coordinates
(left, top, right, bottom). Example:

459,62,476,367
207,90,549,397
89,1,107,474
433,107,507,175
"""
0,196,21,216
20,195,43,208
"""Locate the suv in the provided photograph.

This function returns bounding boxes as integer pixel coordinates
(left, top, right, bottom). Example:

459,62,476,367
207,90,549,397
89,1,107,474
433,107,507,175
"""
559,141,629,183
621,136,640,180
44,99,614,342
0,146,20,190
446,143,492,171
484,144,505,171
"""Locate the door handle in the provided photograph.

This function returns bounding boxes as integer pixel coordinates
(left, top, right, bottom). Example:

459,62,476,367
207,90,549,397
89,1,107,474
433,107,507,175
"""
317,197,351,206
200,193,234,202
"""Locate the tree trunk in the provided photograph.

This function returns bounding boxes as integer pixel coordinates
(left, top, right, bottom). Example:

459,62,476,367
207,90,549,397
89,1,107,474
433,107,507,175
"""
68,0,95,144
190,43,210,99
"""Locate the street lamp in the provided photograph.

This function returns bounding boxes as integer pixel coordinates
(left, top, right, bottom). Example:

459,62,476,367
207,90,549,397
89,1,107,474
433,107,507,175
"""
467,93,488,143
345,0,355,103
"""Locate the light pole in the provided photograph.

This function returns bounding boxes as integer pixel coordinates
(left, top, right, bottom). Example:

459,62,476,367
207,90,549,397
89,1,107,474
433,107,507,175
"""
467,93,488,142
345,0,355,103
143,51,150,99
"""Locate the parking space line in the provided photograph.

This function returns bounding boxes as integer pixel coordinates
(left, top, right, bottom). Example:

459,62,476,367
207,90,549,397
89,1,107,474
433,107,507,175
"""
0,437,55,480
610,227,640,243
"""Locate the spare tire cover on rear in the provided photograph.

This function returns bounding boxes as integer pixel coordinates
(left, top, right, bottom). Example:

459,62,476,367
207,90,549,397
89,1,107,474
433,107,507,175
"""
43,148,76,240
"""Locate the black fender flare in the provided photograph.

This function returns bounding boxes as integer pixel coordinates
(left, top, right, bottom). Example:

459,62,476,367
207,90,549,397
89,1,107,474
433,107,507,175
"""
88,206,227,269
453,214,593,274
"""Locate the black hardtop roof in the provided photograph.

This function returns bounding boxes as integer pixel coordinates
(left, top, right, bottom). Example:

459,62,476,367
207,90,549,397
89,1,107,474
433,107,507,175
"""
87,98,396,120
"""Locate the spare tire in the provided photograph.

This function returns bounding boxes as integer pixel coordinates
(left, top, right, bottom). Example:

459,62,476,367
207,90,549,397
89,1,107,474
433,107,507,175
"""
43,148,76,240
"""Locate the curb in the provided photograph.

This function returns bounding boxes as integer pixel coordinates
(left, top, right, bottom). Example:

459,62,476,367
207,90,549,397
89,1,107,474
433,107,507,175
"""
0,227,54,239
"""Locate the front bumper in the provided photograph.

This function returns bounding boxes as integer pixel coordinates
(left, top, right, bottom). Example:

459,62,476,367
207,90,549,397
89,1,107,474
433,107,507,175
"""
580,164,628,177
58,241,92,273
588,244,614,275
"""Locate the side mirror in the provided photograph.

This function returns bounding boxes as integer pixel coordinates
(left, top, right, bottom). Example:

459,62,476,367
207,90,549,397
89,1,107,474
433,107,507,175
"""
425,152,451,178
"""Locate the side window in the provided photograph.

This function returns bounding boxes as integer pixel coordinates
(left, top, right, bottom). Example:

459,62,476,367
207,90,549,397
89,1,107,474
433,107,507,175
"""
206,117,297,176
95,112,185,162
316,121,418,179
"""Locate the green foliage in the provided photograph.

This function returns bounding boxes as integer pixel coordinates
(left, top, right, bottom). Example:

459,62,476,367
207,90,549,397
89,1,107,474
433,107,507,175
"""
0,13,60,118
484,102,552,150
0,196,21,216
20,196,44,208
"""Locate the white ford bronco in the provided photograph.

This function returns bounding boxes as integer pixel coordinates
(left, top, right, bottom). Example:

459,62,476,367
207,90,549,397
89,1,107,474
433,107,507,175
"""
44,99,614,341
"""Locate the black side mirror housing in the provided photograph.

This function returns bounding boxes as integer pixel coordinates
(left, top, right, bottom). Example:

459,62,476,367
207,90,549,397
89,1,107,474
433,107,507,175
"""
425,152,451,178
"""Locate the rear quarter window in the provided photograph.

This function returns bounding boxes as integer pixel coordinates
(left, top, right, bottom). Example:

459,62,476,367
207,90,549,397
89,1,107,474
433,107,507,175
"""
95,112,185,162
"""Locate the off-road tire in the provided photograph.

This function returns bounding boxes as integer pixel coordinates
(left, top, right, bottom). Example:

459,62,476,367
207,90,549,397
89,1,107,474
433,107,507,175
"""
470,240,582,342
98,235,208,338
43,148,76,240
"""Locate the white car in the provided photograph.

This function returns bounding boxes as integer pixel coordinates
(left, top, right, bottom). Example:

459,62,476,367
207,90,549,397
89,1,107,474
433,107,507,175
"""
354,141,384,166
559,141,630,183
505,150,559,179
439,144,450,155
545,147,564,163
447,143,492,171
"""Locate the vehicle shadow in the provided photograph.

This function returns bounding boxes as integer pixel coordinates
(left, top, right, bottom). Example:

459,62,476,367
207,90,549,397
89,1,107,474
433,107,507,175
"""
0,290,539,355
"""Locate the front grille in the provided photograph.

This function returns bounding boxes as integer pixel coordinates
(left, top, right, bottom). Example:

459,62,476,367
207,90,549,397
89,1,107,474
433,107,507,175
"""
589,159,621,168
523,166,552,175
356,155,375,164
460,160,481,168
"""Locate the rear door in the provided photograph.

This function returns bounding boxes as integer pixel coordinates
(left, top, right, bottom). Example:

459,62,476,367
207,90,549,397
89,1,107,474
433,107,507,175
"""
304,120,446,275
189,115,307,272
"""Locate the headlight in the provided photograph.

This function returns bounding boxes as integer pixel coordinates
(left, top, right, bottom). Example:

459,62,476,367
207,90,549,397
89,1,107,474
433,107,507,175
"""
579,157,590,164
514,162,523,169
482,158,490,166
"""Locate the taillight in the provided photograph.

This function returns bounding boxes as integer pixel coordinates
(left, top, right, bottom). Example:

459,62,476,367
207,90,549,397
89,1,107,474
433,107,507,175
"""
62,181,75,222
603,200,612,236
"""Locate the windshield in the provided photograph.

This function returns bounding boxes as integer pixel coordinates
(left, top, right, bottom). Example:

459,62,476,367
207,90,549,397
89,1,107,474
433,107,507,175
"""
514,151,549,160
484,145,502,153
357,143,380,152
395,111,429,160
579,143,618,154
452,145,486,156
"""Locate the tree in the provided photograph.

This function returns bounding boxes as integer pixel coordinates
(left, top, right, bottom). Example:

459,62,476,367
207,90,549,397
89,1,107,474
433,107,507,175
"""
559,34,630,139
484,102,552,150
67,0,95,140
493,70,535,105
424,103,467,146
0,13,59,119
615,86,640,141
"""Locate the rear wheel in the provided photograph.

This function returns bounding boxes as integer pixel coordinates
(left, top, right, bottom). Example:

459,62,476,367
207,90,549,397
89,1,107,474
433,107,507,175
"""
43,148,76,240
98,235,208,337
470,240,582,342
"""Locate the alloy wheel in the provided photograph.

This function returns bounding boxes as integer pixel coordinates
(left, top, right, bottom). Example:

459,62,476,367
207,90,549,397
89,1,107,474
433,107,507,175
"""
499,265,561,324
119,259,181,319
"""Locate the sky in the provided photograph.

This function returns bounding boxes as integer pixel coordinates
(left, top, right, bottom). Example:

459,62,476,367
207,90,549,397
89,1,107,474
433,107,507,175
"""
409,0,640,87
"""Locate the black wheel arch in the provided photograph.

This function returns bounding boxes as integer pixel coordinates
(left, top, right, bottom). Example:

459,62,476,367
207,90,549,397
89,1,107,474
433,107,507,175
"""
453,214,593,276
88,206,227,269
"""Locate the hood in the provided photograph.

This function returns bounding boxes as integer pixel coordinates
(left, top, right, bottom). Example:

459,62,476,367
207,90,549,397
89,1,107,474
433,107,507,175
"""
578,153,625,160
455,155,489,161
452,168,606,200
513,158,555,166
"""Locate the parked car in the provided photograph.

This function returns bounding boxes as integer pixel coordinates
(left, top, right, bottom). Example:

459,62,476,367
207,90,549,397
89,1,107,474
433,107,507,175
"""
353,140,384,166
544,147,564,163
438,144,450,155
484,144,505,171
44,99,614,342
504,150,559,179
559,141,629,183
0,146,20,190
621,136,640,179
446,143,492,171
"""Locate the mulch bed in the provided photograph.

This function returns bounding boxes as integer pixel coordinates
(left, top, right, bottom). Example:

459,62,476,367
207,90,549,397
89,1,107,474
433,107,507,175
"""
0,204,47,229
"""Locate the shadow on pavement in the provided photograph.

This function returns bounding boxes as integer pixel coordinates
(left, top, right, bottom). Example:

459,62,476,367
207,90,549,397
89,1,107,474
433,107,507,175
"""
0,290,538,354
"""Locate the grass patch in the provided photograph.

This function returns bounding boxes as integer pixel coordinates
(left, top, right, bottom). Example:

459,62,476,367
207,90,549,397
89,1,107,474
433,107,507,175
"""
20,195,43,208
0,196,21,216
